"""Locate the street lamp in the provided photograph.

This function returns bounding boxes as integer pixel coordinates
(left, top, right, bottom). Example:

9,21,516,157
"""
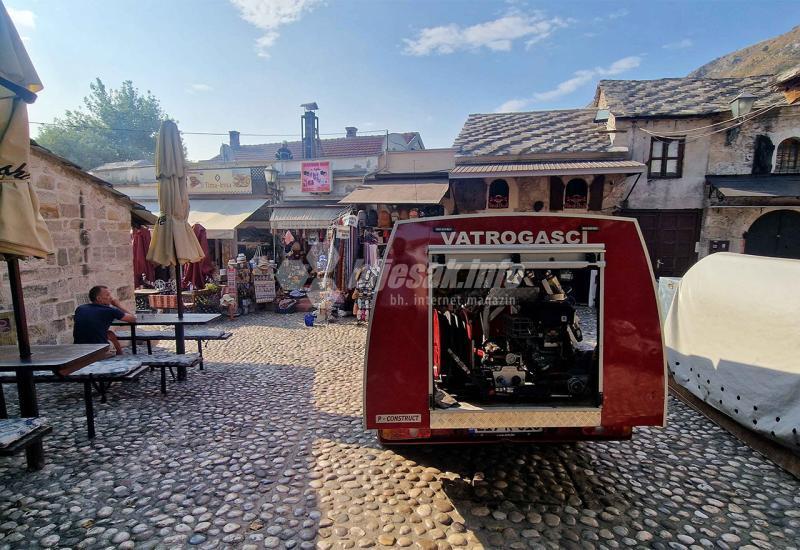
729,92,757,118
264,165,279,185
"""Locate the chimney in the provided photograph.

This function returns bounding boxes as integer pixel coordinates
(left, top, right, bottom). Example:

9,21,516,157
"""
300,103,319,159
345,126,358,138
229,130,240,148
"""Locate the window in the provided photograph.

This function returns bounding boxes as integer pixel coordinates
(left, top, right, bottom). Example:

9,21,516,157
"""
564,178,588,209
487,179,509,209
648,137,684,178
775,138,800,174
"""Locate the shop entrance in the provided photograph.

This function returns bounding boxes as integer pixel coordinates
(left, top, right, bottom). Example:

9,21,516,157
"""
744,210,800,260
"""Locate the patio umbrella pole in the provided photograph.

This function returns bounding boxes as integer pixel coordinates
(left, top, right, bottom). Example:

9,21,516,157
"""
173,242,187,380
6,255,44,469
6,257,31,359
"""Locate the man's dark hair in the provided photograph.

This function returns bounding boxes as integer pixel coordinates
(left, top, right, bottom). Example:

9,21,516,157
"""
89,285,108,303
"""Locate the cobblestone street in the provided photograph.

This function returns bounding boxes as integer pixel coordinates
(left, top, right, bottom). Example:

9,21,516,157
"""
1,312,799,549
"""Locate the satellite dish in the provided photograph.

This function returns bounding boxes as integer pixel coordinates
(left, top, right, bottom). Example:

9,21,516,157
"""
386,133,410,151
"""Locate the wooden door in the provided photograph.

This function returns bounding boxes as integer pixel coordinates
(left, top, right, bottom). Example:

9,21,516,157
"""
621,209,702,277
744,210,800,260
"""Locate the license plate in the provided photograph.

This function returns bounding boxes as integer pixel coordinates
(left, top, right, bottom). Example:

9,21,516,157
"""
470,427,544,434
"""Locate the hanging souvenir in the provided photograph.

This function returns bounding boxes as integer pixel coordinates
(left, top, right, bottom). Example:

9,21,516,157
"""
377,209,392,228
283,230,295,245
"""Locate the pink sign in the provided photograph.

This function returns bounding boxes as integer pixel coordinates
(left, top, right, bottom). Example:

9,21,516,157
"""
301,161,332,193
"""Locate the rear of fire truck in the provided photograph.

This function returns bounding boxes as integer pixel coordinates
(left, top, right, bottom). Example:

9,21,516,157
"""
363,214,667,444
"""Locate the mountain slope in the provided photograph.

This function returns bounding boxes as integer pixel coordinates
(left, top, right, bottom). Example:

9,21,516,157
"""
689,25,800,78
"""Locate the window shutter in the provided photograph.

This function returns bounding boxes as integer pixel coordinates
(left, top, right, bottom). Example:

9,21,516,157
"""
588,175,605,211
549,177,564,211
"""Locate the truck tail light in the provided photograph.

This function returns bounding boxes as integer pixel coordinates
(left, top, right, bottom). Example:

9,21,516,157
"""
379,428,432,441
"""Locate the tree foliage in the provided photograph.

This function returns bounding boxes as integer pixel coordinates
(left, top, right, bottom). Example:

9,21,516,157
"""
36,79,169,170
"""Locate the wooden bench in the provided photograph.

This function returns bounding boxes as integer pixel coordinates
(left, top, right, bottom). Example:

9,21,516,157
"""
137,352,201,394
0,358,146,439
113,328,231,369
0,418,52,465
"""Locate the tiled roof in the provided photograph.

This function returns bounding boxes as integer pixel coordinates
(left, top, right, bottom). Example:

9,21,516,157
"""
451,160,645,176
597,75,786,118
452,109,613,158
209,133,419,162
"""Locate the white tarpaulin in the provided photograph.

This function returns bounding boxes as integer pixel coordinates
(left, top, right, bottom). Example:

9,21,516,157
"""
664,252,800,451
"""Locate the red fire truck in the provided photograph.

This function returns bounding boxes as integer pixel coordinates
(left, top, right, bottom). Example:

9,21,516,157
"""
363,213,666,444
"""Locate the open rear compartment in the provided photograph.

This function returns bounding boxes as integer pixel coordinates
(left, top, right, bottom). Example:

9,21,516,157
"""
428,245,604,431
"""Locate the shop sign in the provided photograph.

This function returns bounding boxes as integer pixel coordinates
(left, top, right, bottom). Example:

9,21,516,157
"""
225,267,237,296
187,168,253,194
336,225,350,239
301,161,332,193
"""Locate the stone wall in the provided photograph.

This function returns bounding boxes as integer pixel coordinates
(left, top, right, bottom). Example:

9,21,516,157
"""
0,147,135,345
615,104,800,211
707,105,800,175
615,117,713,210
699,205,800,258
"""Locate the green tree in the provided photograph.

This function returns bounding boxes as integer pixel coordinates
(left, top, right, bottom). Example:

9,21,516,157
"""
36,79,169,170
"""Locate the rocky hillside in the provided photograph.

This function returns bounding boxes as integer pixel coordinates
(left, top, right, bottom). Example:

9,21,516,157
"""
690,25,800,78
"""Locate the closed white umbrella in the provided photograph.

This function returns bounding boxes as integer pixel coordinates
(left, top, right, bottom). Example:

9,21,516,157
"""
146,120,204,360
146,119,204,266
0,1,53,259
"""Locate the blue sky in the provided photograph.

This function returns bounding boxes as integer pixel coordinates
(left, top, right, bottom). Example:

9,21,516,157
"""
9,0,800,162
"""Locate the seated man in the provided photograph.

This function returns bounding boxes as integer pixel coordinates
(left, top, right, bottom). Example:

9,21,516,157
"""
73,285,136,355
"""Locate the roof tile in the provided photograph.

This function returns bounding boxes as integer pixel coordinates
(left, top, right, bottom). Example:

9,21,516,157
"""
598,75,786,118
453,109,613,158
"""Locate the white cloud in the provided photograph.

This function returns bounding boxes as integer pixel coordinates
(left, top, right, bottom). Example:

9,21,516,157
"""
593,8,629,23
8,7,36,30
663,38,693,50
494,55,641,111
403,12,568,56
187,83,213,93
495,98,530,113
230,0,323,57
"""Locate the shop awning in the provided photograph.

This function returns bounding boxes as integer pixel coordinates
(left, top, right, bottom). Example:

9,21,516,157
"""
339,180,450,205
268,205,348,230
708,175,800,200
138,199,269,239
450,160,646,178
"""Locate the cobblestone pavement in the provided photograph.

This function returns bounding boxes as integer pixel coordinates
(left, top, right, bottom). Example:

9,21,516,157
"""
1,312,799,550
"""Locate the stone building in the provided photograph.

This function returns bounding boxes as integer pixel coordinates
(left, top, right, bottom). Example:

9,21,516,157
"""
593,73,800,275
449,71,800,277
449,108,645,216
0,143,153,345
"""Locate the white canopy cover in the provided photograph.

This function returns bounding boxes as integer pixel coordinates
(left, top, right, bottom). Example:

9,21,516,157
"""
664,252,800,451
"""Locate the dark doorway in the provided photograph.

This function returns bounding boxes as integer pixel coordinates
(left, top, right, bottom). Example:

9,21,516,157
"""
621,209,702,277
744,210,800,260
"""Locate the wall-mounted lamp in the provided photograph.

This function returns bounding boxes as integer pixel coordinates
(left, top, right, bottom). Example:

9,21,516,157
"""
729,92,757,118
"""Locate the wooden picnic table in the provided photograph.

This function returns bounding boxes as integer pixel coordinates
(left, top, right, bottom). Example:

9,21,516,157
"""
0,344,109,470
112,313,221,379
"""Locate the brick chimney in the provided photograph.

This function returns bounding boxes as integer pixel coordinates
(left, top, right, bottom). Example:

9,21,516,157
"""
345,127,358,138
229,130,240,148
